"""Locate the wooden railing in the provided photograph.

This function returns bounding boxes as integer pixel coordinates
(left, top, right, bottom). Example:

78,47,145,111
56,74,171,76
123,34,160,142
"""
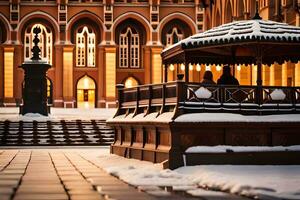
115,81,300,117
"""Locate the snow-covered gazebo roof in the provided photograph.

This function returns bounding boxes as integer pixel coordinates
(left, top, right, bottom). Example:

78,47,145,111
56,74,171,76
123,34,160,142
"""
162,19,300,66
163,20,300,52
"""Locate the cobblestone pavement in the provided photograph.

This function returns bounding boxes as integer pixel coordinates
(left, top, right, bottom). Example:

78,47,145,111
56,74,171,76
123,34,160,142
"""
0,148,249,200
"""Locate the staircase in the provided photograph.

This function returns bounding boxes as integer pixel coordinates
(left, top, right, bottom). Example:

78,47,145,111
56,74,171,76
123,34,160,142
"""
0,120,114,146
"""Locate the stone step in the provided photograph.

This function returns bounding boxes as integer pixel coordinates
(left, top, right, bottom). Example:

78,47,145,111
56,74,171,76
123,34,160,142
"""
0,120,114,146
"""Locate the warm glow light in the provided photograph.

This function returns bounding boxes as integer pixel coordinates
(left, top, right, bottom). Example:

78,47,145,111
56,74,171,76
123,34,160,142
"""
63,50,73,97
252,64,257,71
4,50,14,98
124,77,138,88
125,79,133,88
189,63,193,71
84,78,89,89
77,75,95,90
216,65,222,71
237,65,241,71
205,65,211,71
180,63,185,71
169,64,175,71
106,52,116,97
196,64,201,71
152,53,162,83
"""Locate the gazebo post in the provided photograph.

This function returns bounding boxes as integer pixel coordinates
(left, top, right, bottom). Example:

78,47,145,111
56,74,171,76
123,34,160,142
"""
255,47,263,105
184,55,189,82
256,46,263,86
164,62,168,83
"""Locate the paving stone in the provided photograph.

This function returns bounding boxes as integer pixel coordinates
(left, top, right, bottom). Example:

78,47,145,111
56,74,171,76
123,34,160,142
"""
0,194,11,200
65,184,94,190
0,174,23,180
1,170,24,175
68,189,99,195
0,180,20,187
13,193,69,200
0,187,15,195
16,185,65,194
69,194,104,200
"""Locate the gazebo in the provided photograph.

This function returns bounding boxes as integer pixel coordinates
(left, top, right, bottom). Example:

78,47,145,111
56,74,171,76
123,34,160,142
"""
107,16,300,169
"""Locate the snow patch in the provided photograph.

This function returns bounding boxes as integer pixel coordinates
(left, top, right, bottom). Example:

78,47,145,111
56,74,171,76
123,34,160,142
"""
194,87,212,99
81,149,300,200
270,89,286,100
175,113,300,122
185,145,300,153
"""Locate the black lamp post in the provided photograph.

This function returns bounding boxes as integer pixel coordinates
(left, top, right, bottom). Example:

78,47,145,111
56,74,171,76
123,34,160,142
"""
20,26,51,116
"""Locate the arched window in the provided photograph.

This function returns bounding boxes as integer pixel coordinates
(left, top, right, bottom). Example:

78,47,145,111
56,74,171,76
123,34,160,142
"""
166,27,183,47
76,26,96,67
119,27,139,68
124,77,138,88
161,19,192,47
24,24,53,64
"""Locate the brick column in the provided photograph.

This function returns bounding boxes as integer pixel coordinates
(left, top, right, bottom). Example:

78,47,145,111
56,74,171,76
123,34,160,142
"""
14,45,23,105
3,46,15,106
54,44,64,107
104,46,116,108
151,46,163,84
144,46,151,84
295,61,300,87
62,45,75,108
97,45,106,108
0,45,3,105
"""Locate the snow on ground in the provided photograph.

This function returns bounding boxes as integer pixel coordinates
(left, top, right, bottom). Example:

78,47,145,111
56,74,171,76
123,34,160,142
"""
175,113,300,122
0,107,116,121
80,149,300,200
186,145,300,153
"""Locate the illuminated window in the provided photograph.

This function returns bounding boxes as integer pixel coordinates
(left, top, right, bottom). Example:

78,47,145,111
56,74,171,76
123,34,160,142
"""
124,77,138,88
77,75,96,109
166,27,183,47
119,27,140,68
24,24,52,64
76,26,96,67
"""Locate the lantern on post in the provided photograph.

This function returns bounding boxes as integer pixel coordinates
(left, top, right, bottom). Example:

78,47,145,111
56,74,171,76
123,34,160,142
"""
19,26,51,116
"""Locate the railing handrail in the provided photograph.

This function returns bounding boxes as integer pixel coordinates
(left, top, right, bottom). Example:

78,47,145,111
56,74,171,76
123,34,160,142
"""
115,82,300,117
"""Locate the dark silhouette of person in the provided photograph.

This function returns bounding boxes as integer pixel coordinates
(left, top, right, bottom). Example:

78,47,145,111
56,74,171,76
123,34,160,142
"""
217,65,239,85
201,71,216,84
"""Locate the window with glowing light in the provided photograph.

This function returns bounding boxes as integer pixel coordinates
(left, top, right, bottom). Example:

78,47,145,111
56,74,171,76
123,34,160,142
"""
24,24,53,64
119,27,140,68
124,77,138,88
76,26,96,67
77,75,96,109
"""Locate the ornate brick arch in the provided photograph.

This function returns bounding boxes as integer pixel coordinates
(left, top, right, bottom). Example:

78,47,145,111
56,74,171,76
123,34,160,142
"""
112,12,151,44
158,13,197,44
17,11,59,43
159,18,193,46
66,11,105,43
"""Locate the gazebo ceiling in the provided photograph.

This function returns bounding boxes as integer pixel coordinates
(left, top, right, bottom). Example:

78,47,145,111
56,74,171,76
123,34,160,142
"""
162,19,300,65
